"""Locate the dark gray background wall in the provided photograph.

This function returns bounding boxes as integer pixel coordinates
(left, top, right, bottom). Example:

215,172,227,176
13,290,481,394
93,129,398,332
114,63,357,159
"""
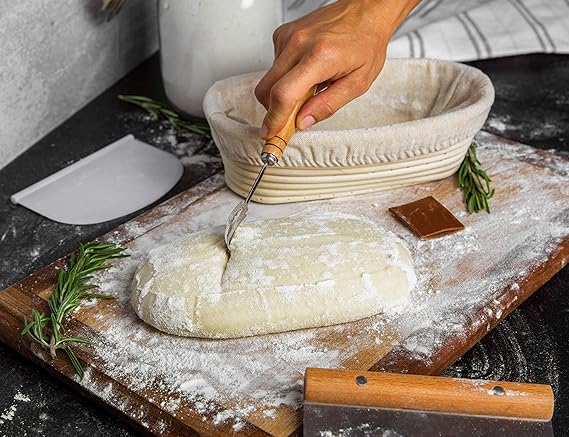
0,0,158,168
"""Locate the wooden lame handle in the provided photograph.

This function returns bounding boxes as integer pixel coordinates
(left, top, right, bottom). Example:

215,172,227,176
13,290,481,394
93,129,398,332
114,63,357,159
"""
262,86,317,162
304,368,554,421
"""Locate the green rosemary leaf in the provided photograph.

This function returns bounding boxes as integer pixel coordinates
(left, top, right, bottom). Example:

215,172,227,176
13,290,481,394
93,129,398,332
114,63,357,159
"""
119,94,211,138
50,314,61,338
58,337,91,346
458,141,495,214
63,345,85,379
22,242,128,378
21,320,33,336
22,310,51,348
161,109,179,117
80,292,114,300
120,95,156,103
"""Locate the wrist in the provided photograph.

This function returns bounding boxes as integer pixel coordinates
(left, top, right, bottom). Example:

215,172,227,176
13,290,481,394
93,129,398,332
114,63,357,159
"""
343,0,419,36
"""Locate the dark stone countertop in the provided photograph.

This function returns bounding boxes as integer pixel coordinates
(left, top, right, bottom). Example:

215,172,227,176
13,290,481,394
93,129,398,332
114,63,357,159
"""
0,53,568,436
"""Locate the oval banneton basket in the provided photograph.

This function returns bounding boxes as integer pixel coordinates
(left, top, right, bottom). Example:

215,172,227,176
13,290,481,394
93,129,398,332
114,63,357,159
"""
203,59,495,204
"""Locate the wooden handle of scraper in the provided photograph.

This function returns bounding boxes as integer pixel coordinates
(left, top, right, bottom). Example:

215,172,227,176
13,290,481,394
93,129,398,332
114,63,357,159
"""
304,368,554,421
262,86,317,162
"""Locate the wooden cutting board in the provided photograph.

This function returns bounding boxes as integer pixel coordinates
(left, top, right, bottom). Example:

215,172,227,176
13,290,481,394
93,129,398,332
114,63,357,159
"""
1,132,569,436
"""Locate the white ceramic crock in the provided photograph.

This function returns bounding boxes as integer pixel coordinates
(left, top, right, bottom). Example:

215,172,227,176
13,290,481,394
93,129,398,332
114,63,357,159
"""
158,0,285,117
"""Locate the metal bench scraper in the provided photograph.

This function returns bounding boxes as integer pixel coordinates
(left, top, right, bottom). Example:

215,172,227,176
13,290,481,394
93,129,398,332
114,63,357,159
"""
303,368,554,437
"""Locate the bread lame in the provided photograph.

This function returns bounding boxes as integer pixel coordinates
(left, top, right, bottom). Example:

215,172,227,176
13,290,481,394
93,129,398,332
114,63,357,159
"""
224,86,316,250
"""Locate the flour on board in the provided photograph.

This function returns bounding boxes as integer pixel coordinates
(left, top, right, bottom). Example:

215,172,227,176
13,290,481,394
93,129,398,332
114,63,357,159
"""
67,132,569,432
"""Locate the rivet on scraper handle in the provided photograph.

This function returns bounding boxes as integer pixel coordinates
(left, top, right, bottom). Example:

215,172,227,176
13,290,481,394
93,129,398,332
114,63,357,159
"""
224,85,317,250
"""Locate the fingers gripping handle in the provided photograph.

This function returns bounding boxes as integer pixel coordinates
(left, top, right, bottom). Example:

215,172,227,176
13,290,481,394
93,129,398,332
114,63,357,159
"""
262,86,317,164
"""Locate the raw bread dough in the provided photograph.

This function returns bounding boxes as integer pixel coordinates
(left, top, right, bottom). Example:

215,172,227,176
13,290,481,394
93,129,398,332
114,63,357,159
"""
131,214,416,338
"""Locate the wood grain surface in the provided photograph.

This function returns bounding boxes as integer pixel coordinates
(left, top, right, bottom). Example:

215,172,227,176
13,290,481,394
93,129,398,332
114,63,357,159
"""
304,368,554,421
1,132,568,436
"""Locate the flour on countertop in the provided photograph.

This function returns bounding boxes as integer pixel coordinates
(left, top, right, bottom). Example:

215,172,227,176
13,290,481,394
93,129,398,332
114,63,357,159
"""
484,113,566,145
0,390,31,426
119,112,221,169
13,393,30,403
68,132,569,432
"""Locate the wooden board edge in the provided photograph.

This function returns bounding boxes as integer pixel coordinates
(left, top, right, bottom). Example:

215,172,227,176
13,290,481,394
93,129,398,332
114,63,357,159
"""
3,136,569,436
0,300,276,437
371,234,569,376
0,300,192,436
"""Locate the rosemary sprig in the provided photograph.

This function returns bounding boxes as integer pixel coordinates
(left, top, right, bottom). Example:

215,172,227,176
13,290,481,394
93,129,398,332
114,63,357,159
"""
118,94,211,138
22,242,128,378
458,141,495,213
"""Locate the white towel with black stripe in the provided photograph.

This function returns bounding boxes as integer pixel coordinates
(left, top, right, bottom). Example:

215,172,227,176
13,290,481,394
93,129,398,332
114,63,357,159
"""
285,0,569,61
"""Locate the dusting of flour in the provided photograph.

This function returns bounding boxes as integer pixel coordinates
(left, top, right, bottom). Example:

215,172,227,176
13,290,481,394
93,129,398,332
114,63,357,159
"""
69,132,569,433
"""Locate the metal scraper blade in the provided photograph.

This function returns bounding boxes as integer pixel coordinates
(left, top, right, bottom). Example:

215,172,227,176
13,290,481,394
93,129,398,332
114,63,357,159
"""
303,403,554,437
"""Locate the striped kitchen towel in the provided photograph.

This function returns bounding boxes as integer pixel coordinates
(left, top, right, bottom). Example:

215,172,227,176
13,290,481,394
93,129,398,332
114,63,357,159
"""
286,0,569,61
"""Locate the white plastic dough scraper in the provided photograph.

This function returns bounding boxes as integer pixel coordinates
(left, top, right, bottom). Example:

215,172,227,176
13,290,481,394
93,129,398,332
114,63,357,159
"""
10,135,183,225
224,86,316,249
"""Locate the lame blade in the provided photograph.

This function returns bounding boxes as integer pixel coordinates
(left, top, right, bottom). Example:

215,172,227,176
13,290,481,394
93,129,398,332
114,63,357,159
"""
224,162,269,250
224,201,248,249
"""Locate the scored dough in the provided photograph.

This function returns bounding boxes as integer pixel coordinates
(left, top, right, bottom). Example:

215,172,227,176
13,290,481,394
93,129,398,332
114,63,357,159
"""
130,214,416,338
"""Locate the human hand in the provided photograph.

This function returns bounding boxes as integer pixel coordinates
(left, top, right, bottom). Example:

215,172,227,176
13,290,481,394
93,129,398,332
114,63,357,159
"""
255,0,419,139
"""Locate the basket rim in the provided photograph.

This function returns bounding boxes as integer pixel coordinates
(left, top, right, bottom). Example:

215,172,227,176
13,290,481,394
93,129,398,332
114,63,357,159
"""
204,58,495,168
